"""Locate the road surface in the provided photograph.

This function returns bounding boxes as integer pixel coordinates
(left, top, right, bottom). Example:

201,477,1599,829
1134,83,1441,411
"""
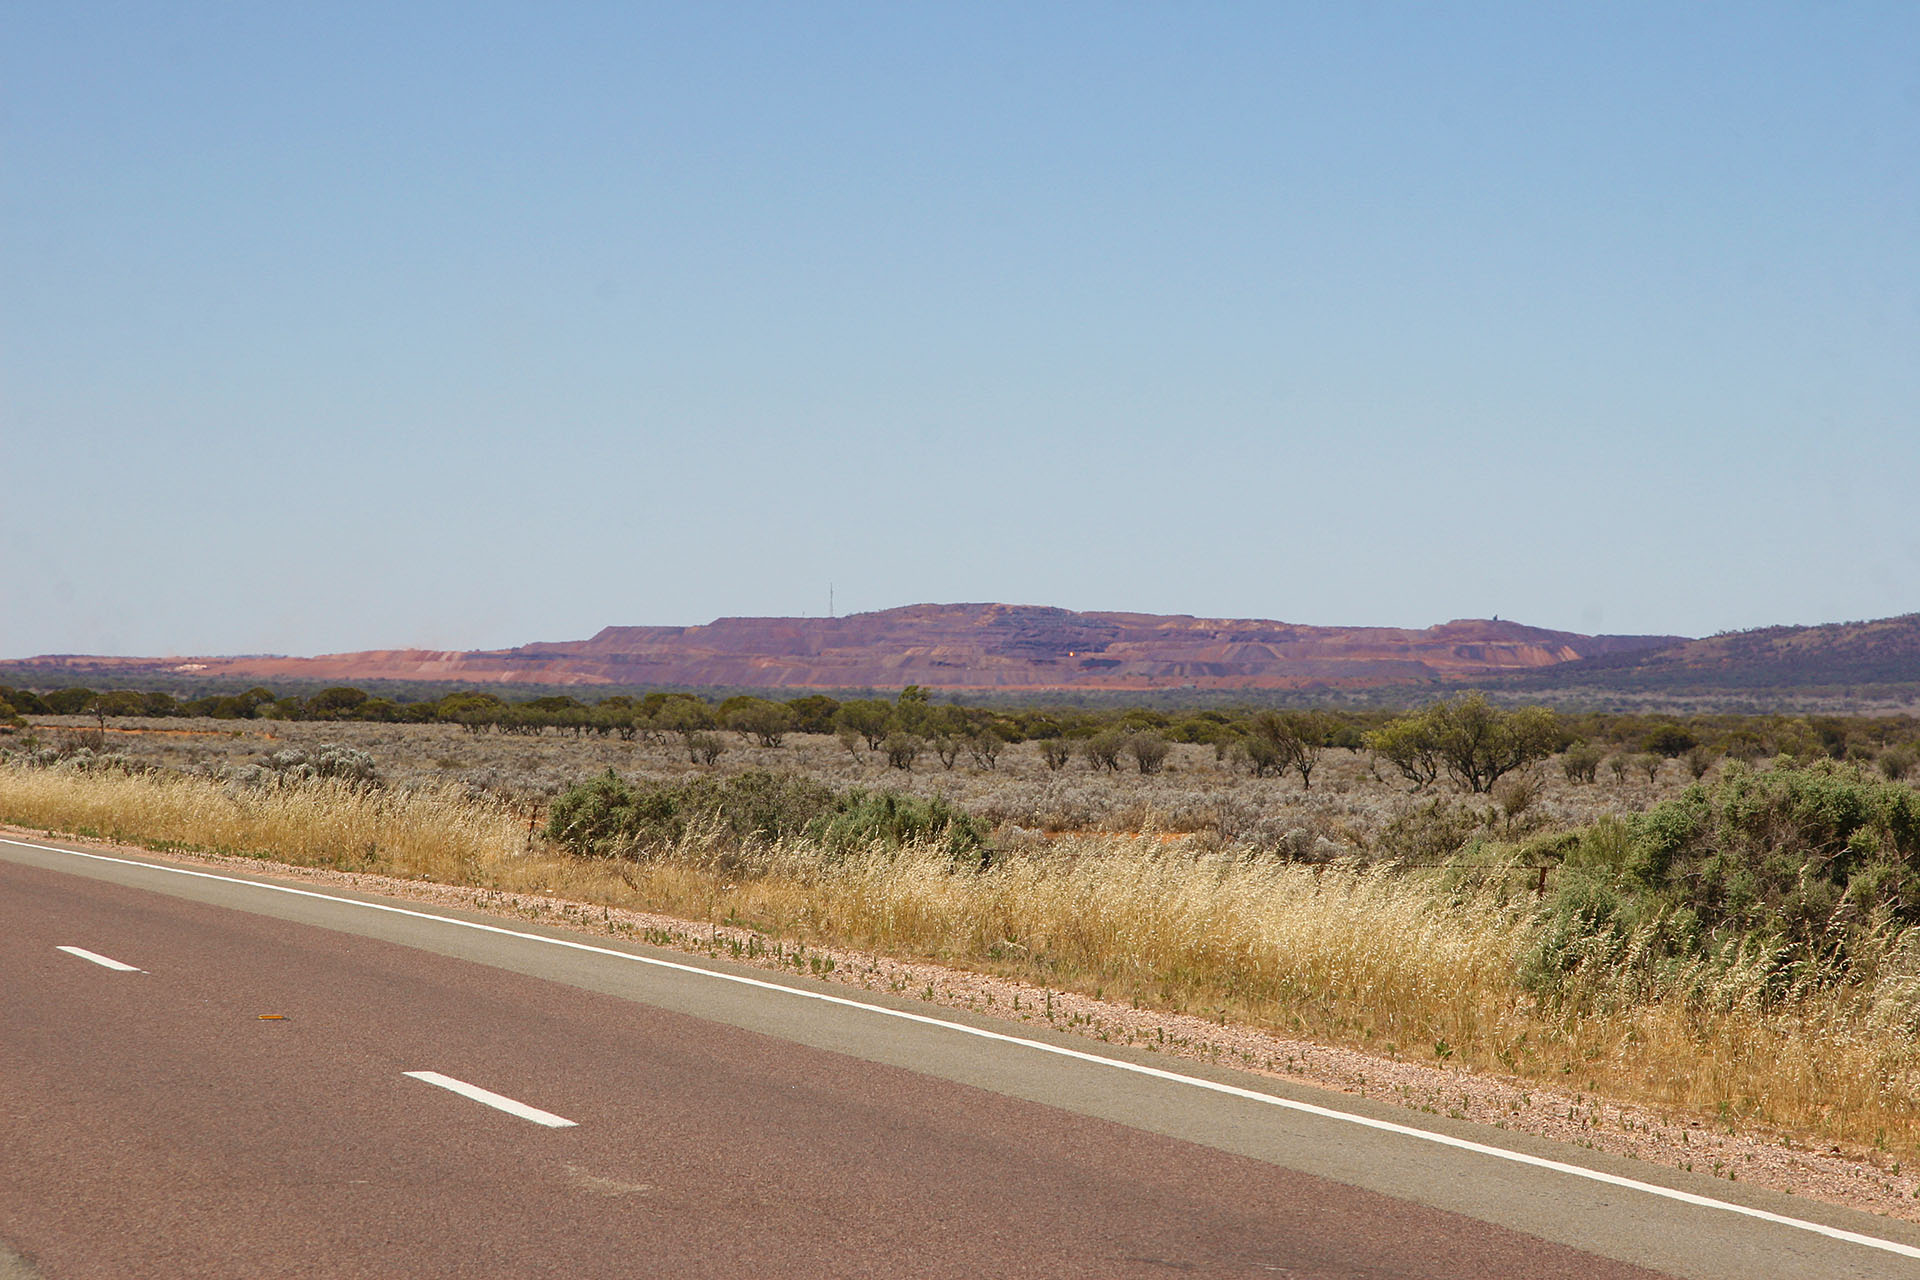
4,834,1918,1278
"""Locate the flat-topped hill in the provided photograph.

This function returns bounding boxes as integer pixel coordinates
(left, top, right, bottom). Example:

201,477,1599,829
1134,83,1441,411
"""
0,603,1685,692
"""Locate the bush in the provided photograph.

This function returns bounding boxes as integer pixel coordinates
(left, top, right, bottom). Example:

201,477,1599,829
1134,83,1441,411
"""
1683,744,1717,780
544,769,987,866
547,769,837,858
1372,798,1480,865
259,743,380,787
53,747,141,776
806,790,990,866
683,731,727,765
1081,730,1126,773
543,770,646,859
1525,762,1920,1003
1367,695,1560,794
882,733,925,771
1125,732,1171,775
1643,722,1697,758
1561,742,1603,784
1879,747,1916,782
1629,761,1920,945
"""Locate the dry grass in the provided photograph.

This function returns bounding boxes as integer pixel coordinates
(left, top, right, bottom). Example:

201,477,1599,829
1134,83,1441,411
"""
5,758,1918,1160
0,763,529,884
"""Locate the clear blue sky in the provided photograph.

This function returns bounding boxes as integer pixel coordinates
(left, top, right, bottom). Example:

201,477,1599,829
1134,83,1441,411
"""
4,3,1916,657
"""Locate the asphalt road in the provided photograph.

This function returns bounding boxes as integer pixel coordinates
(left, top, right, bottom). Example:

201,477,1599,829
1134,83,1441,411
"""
4,834,1919,1279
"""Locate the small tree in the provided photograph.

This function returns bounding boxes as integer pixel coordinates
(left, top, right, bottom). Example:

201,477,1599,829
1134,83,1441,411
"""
45,688,99,716
600,705,643,742
1643,722,1697,759
931,733,963,770
1367,694,1559,794
1683,743,1717,780
0,687,51,716
1247,710,1331,789
1125,732,1171,775
1038,738,1073,771
1366,716,1443,790
836,727,867,763
1081,730,1126,773
835,701,894,751
655,697,715,734
883,733,924,771
723,698,794,748
783,694,841,735
966,727,1004,771
1232,734,1284,777
88,689,144,718
1561,742,1603,784
683,730,727,765
894,685,931,734
1431,695,1560,794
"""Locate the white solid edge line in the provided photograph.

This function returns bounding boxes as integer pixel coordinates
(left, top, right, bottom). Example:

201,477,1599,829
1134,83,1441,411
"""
56,945,143,972
8,836,1918,1262
403,1070,577,1128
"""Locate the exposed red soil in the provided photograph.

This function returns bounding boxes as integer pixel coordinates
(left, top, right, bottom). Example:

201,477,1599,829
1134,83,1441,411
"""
3,603,1683,693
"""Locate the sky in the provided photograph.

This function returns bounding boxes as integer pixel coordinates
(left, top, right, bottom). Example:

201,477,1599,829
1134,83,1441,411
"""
3,3,1916,658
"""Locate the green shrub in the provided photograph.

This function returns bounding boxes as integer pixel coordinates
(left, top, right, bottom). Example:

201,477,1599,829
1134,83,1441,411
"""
1560,742,1603,784
544,770,645,858
544,769,987,866
1626,761,1920,944
805,790,990,865
698,770,840,842
1523,762,1920,1006
1879,746,1917,781
1372,797,1480,865
1643,721,1697,758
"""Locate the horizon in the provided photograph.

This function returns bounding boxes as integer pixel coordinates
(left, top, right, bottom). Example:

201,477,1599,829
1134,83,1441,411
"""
2,598,1709,663
6,5,1915,656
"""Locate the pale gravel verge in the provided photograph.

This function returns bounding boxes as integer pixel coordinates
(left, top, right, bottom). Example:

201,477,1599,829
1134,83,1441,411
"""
11,822,1920,1225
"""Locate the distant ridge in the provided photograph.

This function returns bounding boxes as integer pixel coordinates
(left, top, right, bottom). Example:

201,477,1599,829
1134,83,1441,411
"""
1501,613,1920,697
0,603,1683,693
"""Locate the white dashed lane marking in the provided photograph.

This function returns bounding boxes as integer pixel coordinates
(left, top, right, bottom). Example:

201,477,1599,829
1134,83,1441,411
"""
403,1071,579,1128
57,946,143,972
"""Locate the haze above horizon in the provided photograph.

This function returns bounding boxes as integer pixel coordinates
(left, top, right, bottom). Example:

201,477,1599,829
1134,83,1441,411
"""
5,4,1915,659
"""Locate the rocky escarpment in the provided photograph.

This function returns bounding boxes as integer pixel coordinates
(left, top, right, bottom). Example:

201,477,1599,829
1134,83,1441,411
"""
4,604,1686,691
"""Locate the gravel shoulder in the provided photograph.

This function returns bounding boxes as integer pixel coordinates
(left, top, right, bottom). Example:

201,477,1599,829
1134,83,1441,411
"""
11,821,1919,1226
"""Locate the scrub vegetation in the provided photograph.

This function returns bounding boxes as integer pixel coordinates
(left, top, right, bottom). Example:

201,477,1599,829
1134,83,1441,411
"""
6,684,1920,1164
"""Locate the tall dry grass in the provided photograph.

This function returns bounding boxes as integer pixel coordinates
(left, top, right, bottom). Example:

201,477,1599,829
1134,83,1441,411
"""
4,761,1917,1155
0,763,528,883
